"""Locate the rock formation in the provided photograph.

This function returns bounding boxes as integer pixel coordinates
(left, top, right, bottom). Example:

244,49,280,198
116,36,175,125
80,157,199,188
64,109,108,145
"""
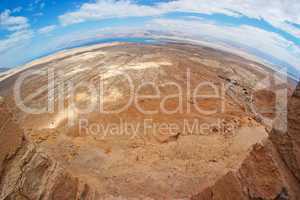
193,82,300,200
0,101,98,199
270,82,300,183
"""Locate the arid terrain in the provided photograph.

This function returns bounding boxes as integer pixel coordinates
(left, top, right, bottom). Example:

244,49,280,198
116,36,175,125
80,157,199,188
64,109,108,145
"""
0,42,299,199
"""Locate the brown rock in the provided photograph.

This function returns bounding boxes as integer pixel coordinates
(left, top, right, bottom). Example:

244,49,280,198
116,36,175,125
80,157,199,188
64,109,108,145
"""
0,102,95,200
270,81,300,182
192,144,288,200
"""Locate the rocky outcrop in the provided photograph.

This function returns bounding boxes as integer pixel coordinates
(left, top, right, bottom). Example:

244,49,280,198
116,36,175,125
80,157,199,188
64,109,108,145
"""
192,81,300,200
0,102,96,200
191,143,292,200
270,82,300,183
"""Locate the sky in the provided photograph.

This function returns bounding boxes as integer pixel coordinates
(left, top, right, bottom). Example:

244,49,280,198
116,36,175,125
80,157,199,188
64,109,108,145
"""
1,0,300,78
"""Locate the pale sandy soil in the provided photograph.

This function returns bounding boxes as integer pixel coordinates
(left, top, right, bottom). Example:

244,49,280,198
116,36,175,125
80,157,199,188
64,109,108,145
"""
0,42,294,199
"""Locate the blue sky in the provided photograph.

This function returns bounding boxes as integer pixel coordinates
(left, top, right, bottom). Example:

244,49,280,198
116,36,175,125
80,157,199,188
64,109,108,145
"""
1,0,300,78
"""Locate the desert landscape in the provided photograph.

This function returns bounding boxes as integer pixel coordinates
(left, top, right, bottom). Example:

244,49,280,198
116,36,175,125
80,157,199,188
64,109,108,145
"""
0,42,299,199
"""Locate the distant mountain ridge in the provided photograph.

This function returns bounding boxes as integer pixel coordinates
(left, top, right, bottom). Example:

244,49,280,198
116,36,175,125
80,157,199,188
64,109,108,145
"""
0,68,9,73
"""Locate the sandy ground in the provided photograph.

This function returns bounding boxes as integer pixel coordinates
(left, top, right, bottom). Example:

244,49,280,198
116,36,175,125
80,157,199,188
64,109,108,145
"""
0,42,294,199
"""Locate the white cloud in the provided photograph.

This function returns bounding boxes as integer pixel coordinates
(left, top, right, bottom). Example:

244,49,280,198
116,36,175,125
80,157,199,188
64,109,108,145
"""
148,18,300,71
0,29,33,54
279,23,300,38
38,25,57,34
59,0,300,38
0,9,29,31
161,0,300,35
0,10,33,54
59,0,163,26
